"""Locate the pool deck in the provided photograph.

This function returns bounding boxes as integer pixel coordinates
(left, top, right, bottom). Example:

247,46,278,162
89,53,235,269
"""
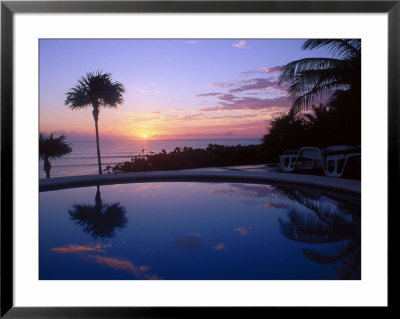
39,164,361,197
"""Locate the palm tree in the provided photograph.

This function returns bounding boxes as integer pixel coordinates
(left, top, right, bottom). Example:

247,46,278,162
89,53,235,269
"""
69,186,128,239
262,108,308,161
39,132,72,178
65,71,125,174
303,103,332,125
276,186,361,279
279,39,361,110
303,103,341,147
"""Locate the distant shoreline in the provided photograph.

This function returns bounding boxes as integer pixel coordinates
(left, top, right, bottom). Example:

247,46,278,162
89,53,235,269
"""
39,139,263,179
66,137,263,143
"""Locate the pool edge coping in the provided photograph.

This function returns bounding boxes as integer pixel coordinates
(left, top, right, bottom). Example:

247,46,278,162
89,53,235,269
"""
39,168,361,197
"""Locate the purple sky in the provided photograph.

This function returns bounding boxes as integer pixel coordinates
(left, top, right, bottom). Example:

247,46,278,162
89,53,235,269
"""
39,39,331,141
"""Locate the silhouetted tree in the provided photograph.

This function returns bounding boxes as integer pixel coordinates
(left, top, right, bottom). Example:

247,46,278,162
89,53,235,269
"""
65,71,125,174
276,186,361,279
262,108,308,161
39,132,72,178
279,39,361,110
275,39,361,148
107,143,265,173
302,104,339,147
69,186,128,239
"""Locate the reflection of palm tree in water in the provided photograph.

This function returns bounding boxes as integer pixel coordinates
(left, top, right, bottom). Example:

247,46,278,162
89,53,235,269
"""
69,186,128,239
275,186,361,279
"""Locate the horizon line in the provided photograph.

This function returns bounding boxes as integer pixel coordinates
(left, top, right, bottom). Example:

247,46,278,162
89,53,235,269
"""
67,137,263,142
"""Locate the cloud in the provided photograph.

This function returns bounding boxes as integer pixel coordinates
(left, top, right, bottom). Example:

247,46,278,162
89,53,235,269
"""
201,96,290,111
213,243,227,251
230,184,275,198
232,40,251,49
217,94,236,102
240,70,264,76
264,202,290,209
51,243,161,279
206,114,257,120
196,92,221,97
179,114,198,120
86,255,161,279
233,226,251,235
50,243,112,254
174,236,204,249
209,81,235,88
240,66,283,76
211,184,275,199
229,78,283,93
264,65,283,73
185,40,199,44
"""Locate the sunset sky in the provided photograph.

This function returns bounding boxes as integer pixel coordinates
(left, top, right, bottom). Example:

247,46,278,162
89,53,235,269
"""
39,39,330,141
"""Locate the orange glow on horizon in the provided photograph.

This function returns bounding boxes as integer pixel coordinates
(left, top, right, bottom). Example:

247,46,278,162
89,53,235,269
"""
40,108,273,141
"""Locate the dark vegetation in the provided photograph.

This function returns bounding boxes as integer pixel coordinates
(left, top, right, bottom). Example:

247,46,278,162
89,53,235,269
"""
106,143,266,173
39,132,72,178
263,39,361,162
262,100,361,162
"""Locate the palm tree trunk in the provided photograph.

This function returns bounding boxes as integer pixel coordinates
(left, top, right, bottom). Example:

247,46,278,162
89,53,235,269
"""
93,106,102,174
95,186,102,208
44,156,51,179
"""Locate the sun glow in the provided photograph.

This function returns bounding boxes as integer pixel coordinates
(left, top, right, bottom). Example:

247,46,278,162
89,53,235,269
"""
143,134,147,139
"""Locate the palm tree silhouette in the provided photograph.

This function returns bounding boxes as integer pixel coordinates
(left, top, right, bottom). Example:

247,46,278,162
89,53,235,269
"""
39,132,72,178
279,39,361,110
262,108,308,160
65,71,125,174
303,104,332,125
276,186,361,279
69,186,128,239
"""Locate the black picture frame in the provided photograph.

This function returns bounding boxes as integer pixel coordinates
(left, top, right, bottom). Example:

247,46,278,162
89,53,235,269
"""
1,1,394,317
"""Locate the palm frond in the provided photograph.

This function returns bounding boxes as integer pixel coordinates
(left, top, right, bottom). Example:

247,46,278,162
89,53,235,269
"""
65,71,125,110
291,80,348,110
279,57,348,82
301,240,358,264
69,199,128,239
302,39,361,58
279,208,345,243
39,132,72,160
279,39,360,110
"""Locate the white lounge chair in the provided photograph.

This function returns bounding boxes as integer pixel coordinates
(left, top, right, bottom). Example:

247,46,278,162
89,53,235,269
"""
279,149,299,172
323,146,361,177
279,145,361,178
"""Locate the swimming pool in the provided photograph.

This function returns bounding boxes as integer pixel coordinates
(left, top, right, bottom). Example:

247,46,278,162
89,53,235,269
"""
39,181,361,280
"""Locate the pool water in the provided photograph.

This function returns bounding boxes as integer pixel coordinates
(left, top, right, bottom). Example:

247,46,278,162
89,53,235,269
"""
39,182,361,280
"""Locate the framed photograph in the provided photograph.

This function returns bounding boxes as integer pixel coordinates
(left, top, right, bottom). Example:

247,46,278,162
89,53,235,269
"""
1,0,394,317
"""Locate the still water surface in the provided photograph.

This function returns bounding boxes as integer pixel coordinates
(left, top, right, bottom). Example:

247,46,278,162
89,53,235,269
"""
39,182,361,280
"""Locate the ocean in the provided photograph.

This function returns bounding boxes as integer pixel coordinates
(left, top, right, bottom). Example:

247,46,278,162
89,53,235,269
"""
39,138,262,179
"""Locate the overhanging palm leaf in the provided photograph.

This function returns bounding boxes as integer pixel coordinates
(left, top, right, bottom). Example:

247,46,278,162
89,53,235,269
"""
302,39,361,58
65,71,125,174
39,132,72,178
279,39,361,110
